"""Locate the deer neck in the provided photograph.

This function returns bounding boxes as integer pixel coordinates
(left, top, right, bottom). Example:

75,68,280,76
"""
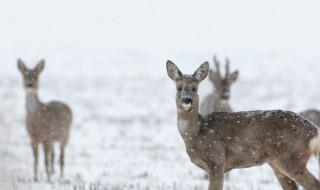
25,92,42,114
177,106,202,143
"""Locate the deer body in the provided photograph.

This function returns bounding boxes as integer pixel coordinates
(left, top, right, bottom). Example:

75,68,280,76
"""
179,110,317,171
18,60,72,182
26,98,71,145
167,61,320,190
200,56,238,115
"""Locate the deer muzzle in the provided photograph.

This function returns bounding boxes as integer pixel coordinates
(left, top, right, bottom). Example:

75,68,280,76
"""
181,98,193,107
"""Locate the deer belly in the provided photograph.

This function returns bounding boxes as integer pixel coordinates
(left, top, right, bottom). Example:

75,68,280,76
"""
226,148,266,169
53,127,67,141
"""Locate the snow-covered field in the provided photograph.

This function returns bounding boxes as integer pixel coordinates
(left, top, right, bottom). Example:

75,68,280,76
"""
1,0,320,189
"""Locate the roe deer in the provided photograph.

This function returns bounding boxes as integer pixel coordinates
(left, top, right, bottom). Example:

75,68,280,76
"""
18,59,72,182
200,56,238,116
300,109,320,177
166,61,320,190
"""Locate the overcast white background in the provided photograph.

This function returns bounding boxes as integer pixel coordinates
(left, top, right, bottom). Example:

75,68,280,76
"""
1,0,320,190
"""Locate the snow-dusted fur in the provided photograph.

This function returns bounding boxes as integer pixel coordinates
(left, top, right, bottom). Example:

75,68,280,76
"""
167,61,320,190
18,60,72,182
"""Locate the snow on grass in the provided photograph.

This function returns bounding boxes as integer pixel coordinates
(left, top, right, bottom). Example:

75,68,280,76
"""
1,55,319,190
1,0,320,189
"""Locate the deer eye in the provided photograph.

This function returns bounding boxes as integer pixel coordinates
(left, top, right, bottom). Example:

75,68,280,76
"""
177,86,182,91
192,87,197,92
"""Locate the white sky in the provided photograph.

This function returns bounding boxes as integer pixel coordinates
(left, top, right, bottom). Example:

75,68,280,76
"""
1,1,319,51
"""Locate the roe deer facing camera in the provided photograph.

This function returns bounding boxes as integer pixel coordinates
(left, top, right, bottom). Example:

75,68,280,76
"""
300,109,320,177
166,61,320,190
200,56,238,116
18,59,72,182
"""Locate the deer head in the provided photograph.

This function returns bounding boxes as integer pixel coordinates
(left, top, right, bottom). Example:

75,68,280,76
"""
209,56,238,100
18,59,45,95
166,60,209,112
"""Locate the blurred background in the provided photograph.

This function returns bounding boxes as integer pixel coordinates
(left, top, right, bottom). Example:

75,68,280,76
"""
0,0,320,189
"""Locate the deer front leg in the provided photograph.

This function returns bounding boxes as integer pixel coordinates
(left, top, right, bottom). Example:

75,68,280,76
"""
207,164,224,190
31,139,38,182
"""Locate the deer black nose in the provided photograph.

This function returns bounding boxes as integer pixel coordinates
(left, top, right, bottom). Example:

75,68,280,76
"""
221,94,230,100
221,91,230,99
182,98,192,104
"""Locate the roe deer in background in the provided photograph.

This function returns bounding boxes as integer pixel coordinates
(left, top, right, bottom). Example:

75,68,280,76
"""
166,61,320,190
300,108,320,178
200,56,238,116
18,60,72,182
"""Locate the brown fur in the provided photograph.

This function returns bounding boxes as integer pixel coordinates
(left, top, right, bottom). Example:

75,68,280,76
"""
167,60,320,190
18,59,72,182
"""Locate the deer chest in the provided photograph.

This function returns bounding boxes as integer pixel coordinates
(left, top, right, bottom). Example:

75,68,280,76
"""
186,146,209,171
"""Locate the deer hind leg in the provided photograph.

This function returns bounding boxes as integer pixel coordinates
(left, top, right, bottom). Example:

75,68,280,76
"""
318,155,320,179
43,142,51,182
31,139,39,182
59,144,65,178
59,134,69,178
269,162,298,190
271,159,320,190
49,143,55,175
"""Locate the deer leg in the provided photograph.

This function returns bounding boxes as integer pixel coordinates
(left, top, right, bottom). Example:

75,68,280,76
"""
43,142,51,182
59,145,65,178
31,140,38,182
293,169,320,190
49,143,55,175
60,135,69,179
318,155,320,179
269,163,298,190
207,165,224,190
273,160,320,190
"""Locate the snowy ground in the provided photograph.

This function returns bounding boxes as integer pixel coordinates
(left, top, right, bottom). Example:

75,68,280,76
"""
1,0,320,190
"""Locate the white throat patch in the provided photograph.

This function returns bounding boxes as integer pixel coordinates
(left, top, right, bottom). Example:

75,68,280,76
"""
178,119,189,134
182,103,191,108
220,100,228,104
26,97,38,113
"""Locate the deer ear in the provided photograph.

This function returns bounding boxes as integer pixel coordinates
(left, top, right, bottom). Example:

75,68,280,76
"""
166,60,183,82
229,70,239,82
193,62,209,82
35,60,45,74
17,59,26,73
